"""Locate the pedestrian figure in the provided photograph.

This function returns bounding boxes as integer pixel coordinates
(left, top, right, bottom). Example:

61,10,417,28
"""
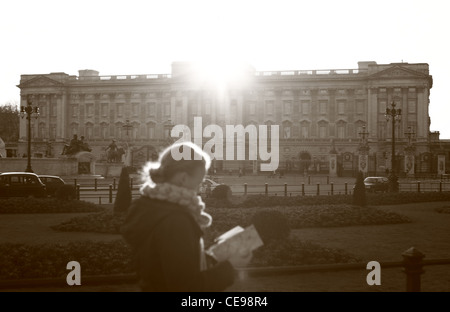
121,141,252,291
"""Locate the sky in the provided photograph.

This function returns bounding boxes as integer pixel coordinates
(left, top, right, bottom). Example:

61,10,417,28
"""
1,0,449,138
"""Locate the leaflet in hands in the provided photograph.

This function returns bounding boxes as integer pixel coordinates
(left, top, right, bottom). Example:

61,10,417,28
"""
207,225,264,262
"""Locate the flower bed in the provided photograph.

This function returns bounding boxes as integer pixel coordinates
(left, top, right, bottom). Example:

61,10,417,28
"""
0,237,359,280
0,198,104,214
51,204,410,237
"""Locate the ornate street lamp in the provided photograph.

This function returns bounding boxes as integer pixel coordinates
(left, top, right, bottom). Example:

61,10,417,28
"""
385,101,402,192
404,126,416,177
122,119,133,166
20,97,40,172
357,125,370,176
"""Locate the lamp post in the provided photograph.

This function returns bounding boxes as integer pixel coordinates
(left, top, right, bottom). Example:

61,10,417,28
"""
122,120,133,166
20,97,40,172
357,125,370,176
404,126,416,177
385,101,402,192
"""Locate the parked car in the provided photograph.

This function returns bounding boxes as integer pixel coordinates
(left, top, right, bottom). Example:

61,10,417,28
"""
199,178,221,196
38,175,66,197
0,172,47,198
363,176,389,193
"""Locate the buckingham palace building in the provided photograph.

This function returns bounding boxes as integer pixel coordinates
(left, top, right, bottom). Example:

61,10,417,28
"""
17,61,444,177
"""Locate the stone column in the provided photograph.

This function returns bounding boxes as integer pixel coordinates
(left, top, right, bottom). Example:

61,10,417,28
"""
358,154,369,175
329,153,337,177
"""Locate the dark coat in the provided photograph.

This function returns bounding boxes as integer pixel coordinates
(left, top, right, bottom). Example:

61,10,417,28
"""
121,196,235,292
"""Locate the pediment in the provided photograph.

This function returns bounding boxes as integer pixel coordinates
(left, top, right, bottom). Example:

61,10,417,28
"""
19,76,64,88
368,65,428,80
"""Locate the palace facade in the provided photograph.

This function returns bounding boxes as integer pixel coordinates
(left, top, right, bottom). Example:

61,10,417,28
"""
16,61,441,176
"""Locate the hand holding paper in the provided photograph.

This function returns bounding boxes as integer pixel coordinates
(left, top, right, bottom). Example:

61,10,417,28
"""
207,224,264,265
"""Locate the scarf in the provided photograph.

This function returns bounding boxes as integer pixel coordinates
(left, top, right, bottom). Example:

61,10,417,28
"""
139,182,212,229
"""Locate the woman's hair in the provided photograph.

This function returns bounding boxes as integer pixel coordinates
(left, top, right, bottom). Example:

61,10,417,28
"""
141,142,211,185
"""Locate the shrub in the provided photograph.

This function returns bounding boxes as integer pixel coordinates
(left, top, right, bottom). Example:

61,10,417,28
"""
436,206,450,214
55,184,77,201
353,171,367,207
211,185,232,202
251,210,291,244
114,166,131,215
250,238,360,267
0,197,104,214
51,209,125,233
0,240,133,280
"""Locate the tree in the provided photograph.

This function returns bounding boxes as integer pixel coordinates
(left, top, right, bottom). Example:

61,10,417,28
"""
353,171,367,207
114,166,132,215
0,102,20,142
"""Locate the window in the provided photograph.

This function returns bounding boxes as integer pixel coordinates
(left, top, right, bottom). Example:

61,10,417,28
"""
101,103,108,117
132,103,139,116
337,101,346,115
38,123,46,139
319,101,327,114
379,100,387,114
302,101,310,114
356,100,364,114
85,104,93,117
378,121,386,140
319,89,328,95
283,100,292,114
265,100,274,115
231,101,238,119
408,100,416,113
50,103,57,117
301,123,309,138
71,105,78,117
117,103,124,117
283,125,291,139
148,123,155,139
147,102,156,116
101,126,108,139
39,103,46,117
319,124,327,138
86,125,93,139
204,101,211,115
337,125,345,139
164,102,171,116
249,101,256,115
175,101,182,123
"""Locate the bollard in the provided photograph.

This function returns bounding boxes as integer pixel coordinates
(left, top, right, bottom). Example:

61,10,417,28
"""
345,182,348,195
113,178,116,190
95,178,97,191
109,184,113,203
316,183,320,196
265,183,268,196
76,184,80,200
284,183,287,197
331,182,334,195
74,178,77,188
301,183,305,196
327,176,329,185
308,175,311,185
417,182,421,193
402,247,425,292
244,183,248,196
440,181,442,193
99,197,102,205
